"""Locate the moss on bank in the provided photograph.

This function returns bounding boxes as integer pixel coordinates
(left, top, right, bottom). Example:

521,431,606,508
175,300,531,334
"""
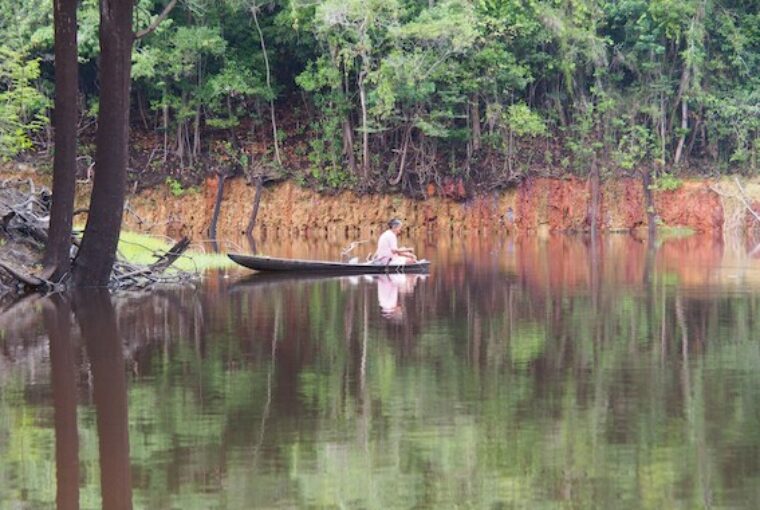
117,231,234,271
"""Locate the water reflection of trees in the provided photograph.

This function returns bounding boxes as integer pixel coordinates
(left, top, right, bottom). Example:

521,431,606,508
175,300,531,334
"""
2,235,760,507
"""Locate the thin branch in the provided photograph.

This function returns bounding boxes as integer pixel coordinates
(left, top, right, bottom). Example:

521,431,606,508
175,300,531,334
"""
135,0,178,40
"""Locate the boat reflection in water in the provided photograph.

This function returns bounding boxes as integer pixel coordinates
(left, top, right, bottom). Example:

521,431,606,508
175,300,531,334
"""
375,274,425,320
339,273,426,320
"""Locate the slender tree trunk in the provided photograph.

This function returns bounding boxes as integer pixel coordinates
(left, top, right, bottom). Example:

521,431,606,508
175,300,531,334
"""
162,100,168,163
358,68,369,182
44,0,78,281
137,89,149,130
76,290,132,510
44,297,79,510
251,1,281,166
642,167,657,241
589,155,600,238
208,172,225,240
389,124,411,186
185,119,193,167
176,120,184,166
193,104,201,157
246,176,264,237
673,99,688,165
673,63,691,166
660,95,667,163
674,0,705,165
342,117,357,175
73,0,134,287
471,94,481,151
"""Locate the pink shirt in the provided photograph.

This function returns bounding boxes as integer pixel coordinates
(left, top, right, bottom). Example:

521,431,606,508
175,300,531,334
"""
375,229,398,262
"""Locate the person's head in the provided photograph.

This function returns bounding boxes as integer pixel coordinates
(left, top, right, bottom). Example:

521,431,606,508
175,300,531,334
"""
388,218,402,234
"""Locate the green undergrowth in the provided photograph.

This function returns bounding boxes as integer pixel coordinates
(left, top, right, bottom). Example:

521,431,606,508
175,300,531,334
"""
656,226,695,239
117,231,233,272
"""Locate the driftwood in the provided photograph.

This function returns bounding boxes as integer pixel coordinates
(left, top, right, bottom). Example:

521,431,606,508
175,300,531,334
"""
0,185,51,248
733,177,760,224
109,236,194,290
0,260,47,288
0,182,196,293
709,178,760,228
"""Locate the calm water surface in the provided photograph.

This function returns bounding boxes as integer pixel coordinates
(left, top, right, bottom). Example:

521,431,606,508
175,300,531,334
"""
2,234,760,509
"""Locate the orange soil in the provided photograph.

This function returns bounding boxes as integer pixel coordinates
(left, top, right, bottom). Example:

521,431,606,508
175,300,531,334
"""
122,176,724,240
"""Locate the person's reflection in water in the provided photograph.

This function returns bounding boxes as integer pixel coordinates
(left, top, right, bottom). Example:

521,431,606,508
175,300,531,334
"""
74,290,133,510
376,274,423,321
43,296,79,510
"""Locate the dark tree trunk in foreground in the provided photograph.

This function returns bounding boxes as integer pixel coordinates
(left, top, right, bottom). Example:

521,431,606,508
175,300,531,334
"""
44,297,80,510
44,0,79,280
76,290,133,510
73,0,134,286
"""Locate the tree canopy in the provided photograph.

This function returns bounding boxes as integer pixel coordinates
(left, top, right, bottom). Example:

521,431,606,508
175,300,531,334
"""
1,0,758,192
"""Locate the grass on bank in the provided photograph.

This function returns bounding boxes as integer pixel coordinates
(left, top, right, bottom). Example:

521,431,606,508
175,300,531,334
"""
117,231,234,271
656,225,695,239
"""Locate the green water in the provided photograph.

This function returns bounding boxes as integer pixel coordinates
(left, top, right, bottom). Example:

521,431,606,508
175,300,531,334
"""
2,235,760,509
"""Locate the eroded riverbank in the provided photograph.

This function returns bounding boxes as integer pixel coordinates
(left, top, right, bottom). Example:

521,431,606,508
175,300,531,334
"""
124,176,727,239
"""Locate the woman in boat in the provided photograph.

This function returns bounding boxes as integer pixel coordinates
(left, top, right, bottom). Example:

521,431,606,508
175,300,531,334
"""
373,218,417,265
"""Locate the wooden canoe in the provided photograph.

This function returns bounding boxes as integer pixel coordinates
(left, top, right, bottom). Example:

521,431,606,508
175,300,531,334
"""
227,253,431,274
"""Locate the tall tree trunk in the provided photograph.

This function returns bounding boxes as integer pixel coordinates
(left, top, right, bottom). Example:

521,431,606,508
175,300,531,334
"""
44,297,79,510
674,0,705,165
208,172,225,240
673,63,691,166
358,68,369,182
251,1,281,166
73,0,134,287
76,290,132,510
246,176,264,237
44,0,78,281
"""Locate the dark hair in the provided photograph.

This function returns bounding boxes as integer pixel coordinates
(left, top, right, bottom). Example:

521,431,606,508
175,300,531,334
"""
388,218,402,229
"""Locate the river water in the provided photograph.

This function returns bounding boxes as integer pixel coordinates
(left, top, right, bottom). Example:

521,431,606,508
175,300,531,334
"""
2,234,760,509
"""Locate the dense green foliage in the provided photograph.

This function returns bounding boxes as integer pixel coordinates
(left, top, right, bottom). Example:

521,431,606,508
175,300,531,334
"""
0,0,758,190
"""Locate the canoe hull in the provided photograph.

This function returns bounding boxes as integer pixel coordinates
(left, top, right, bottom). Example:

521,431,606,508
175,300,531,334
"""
227,253,431,274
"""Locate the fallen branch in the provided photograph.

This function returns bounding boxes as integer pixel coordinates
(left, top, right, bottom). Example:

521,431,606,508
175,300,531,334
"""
149,236,191,273
733,177,760,224
0,181,197,294
710,179,760,227
0,260,48,288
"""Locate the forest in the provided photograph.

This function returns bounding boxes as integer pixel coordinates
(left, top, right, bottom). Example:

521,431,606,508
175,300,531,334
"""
1,0,758,195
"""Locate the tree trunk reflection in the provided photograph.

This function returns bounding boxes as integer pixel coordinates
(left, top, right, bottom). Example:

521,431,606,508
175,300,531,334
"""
44,297,79,510
75,290,133,510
